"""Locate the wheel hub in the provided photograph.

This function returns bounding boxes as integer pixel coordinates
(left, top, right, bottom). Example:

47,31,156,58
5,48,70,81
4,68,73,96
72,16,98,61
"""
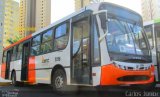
55,76,64,89
12,76,15,85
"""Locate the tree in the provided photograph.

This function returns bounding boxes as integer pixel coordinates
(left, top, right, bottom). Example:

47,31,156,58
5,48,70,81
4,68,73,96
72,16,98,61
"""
7,34,23,44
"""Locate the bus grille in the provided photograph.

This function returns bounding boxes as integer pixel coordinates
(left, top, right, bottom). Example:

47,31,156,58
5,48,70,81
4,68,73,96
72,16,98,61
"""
117,75,150,82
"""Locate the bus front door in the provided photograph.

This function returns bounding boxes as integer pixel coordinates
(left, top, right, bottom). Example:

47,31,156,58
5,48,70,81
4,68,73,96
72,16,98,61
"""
21,42,30,81
5,50,12,79
71,17,91,84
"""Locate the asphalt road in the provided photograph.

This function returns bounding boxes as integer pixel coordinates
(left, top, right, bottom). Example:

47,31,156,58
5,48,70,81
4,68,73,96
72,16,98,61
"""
0,84,160,97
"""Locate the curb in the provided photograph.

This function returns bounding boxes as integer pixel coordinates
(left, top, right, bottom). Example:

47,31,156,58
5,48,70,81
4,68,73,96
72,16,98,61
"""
0,82,11,86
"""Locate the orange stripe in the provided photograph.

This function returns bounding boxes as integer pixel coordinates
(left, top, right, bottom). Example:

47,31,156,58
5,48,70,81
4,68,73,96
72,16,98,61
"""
100,64,154,85
4,35,32,51
1,63,6,78
28,56,36,83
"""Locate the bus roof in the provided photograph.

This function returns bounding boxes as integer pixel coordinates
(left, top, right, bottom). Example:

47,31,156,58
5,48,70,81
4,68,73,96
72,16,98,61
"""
144,18,160,26
4,35,32,51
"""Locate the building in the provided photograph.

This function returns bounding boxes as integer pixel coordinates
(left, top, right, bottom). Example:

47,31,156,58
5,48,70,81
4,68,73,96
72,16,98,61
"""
19,0,27,37
0,0,5,63
75,0,105,11
36,0,51,31
19,0,51,36
141,0,160,21
75,0,91,11
2,0,19,47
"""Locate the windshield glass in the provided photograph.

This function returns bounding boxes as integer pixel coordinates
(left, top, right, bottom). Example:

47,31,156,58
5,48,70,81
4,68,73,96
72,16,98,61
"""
105,18,151,62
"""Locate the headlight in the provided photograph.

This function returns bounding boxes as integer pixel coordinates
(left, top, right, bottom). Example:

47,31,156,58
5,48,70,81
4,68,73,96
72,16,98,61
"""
113,62,120,68
113,62,126,70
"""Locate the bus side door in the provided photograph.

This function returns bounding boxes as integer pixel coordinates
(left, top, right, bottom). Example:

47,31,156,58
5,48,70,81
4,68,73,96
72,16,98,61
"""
5,50,12,79
155,23,160,82
71,11,92,84
21,41,30,81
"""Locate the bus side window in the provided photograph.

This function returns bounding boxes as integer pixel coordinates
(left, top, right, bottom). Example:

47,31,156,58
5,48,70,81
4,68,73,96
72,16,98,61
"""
31,35,41,56
93,21,100,66
54,23,69,51
2,51,7,63
17,44,23,59
11,46,17,61
41,29,53,53
144,25,154,48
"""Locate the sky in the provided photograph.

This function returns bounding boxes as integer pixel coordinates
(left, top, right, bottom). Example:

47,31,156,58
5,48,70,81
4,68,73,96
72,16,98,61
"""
51,0,75,23
51,0,142,23
13,0,142,24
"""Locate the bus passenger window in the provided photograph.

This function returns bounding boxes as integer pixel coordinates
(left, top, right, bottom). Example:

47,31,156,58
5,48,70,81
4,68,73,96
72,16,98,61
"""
11,46,17,61
54,23,69,50
41,29,53,53
17,44,23,59
31,35,41,55
2,51,7,63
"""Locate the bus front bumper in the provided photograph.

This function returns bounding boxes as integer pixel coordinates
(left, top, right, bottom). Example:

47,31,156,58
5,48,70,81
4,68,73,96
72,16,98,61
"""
100,64,155,86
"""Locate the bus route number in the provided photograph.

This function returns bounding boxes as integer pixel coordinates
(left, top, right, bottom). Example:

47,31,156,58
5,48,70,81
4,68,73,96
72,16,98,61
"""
55,57,61,62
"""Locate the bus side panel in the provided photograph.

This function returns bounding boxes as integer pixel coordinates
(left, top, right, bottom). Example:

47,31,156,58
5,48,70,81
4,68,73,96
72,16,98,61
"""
92,67,101,86
1,63,6,78
10,60,22,81
28,56,36,83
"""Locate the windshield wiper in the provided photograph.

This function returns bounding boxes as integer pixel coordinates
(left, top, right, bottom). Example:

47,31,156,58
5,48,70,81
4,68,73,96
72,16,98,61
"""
123,58,148,63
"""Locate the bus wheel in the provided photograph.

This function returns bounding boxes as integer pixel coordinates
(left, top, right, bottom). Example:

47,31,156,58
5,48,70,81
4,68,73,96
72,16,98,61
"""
52,69,67,94
11,72,18,86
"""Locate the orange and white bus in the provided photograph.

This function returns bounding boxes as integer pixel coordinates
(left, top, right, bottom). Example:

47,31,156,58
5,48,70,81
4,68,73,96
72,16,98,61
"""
0,2,155,93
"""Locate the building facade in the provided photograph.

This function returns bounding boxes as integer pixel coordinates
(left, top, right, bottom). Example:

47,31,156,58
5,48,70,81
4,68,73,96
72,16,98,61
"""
2,0,19,47
141,0,160,21
36,0,51,31
75,0,105,11
19,0,27,37
0,0,5,63
19,0,51,36
75,0,91,11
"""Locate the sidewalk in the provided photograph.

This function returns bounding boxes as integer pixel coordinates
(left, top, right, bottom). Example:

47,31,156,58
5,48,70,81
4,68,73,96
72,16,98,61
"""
0,77,11,86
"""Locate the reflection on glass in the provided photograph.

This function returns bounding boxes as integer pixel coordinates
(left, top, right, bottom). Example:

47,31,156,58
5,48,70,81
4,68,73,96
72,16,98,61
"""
106,18,150,56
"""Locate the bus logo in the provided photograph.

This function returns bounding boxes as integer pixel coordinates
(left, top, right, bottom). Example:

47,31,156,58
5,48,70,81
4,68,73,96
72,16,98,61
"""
41,56,49,63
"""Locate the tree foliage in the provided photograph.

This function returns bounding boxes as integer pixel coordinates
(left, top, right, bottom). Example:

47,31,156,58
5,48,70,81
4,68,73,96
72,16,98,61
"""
7,35,23,44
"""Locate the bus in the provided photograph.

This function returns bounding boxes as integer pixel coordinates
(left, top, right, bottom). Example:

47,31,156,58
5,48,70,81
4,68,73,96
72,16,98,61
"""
144,18,160,83
1,2,155,93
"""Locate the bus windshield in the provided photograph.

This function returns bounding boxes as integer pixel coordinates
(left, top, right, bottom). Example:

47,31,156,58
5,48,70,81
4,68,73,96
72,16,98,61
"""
105,18,151,62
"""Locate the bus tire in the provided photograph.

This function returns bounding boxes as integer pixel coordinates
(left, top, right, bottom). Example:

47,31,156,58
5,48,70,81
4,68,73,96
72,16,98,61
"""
52,69,67,94
11,72,18,86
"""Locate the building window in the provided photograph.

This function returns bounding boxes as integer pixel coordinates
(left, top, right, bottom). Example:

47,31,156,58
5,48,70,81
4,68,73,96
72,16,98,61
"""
54,23,69,50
